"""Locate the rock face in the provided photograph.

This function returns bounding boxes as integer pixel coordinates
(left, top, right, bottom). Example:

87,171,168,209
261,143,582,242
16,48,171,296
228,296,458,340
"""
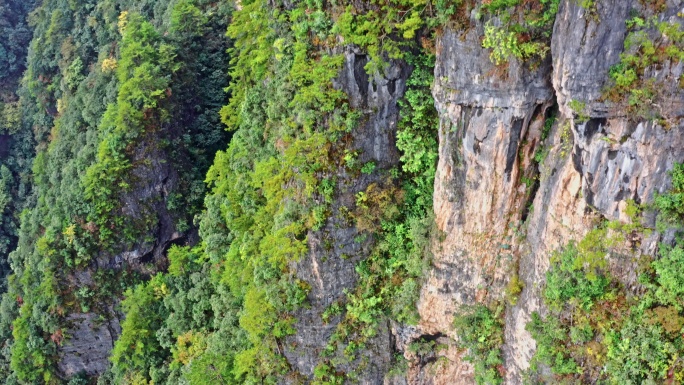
52,0,684,381
405,0,684,384
551,0,630,118
412,19,554,385
58,114,190,377
283,48,409,383
552,0,684,119
57,312,121,377
106,140,187,269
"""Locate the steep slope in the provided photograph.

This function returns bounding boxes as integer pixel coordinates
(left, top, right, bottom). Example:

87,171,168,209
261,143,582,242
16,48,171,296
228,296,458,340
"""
408,0,684,384
0,0,231,382
0,0,39,285
2,0,684,384
282,50,409,382
102,0,442,381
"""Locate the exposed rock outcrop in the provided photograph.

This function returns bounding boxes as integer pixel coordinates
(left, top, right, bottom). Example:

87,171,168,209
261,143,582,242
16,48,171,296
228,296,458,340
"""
409,19,553,384
552,0,684,119
283,48,409,383
57,136,189,375
58,312,121,377
407,0,684,384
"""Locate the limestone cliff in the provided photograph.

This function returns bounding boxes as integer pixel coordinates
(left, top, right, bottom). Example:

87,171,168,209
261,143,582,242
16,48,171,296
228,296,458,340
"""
403,0,684,383
3,0,683,382
283,49,408,383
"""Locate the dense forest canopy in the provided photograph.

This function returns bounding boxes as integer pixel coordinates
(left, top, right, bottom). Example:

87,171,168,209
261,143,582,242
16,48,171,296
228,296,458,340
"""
0,0,682,384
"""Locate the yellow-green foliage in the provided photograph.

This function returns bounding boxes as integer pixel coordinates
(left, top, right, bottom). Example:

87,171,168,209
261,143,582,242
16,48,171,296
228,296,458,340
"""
10,266,60,383
654,162,684,225
332,0,437,72
110,274,165,375
84,13,178,243
0,101,21,134
318,51,438,376
453,303,505,385
221,0,274,129
482,23,548,65
505,273,524,305
607,16,684,119
354,181,404,233
192,0,354,379
479,0,560,65
527,172,684,383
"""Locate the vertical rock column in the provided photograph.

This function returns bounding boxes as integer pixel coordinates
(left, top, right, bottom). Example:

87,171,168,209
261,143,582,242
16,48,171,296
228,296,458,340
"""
413,21,554,383
283,48,410,384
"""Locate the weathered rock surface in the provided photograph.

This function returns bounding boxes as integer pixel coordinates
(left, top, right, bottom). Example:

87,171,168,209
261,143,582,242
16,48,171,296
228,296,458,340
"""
405,1,684,384
406,18,553,384
57,312,121,377
58,121,191,376
552,0,684,119
551,0,629,117
283,48,409,383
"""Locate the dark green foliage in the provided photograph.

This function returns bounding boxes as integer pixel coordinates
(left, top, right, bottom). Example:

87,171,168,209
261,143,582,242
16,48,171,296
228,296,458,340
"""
0,0,232,381
66,373,89,385
0,166,17,286
0,0,39,289
397,53,439,217
0,0,38,89
164,0,232,220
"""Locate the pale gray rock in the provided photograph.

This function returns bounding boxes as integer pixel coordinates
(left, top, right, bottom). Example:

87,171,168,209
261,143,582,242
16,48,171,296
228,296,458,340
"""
58,312,121,377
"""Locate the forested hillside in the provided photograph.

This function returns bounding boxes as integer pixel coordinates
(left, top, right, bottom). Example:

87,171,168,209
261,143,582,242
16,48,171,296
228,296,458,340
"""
0,0,39,286
0,0,232,382
1,0,684,384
